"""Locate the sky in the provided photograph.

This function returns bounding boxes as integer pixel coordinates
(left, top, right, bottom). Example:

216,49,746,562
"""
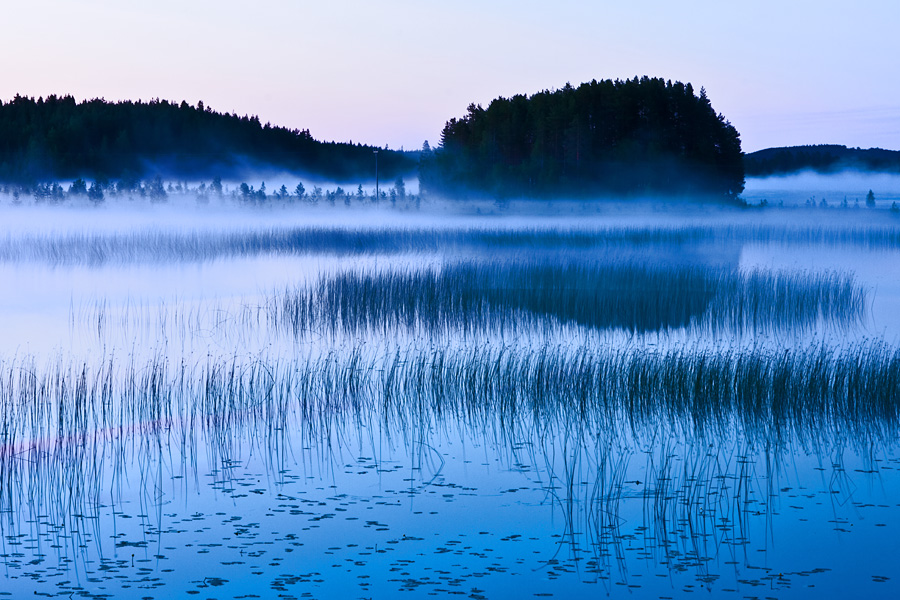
2,0,899,153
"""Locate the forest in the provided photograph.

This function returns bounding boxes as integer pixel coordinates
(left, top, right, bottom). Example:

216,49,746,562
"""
0,95,415,183
745,145,900,176
420,77,745,200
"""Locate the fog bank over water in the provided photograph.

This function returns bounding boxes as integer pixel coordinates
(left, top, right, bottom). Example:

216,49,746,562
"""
0,199,887,237
1,189,900,242
744,170,900,206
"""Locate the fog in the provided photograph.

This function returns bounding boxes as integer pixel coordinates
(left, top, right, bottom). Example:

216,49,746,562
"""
3,182,900,239
744,169,900,207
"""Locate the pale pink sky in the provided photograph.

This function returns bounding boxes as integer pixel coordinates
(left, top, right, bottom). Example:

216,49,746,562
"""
2,0,899,152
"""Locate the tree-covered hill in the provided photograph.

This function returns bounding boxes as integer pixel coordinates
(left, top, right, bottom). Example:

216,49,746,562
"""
745,145,900,177
420,77,744,200
0,95,415,183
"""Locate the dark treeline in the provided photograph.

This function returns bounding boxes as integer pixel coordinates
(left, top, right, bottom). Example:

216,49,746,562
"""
0,95,416,183
746,145,900,177
420,77,744,200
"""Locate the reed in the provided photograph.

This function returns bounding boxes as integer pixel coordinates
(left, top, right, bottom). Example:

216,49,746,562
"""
1,340,897,494
2,223,900,266
1,340,896,582
259,262,867,337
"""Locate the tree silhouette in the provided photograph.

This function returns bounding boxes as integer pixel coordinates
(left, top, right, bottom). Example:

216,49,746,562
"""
0,95,415,183
745,145,900,176
422,77,744,200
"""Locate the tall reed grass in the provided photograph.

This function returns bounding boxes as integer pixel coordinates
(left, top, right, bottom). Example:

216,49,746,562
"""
261,262,867,336
1,341,895,576
1,341,896,484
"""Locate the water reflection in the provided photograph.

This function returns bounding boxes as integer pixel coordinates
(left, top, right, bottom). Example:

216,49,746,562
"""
0,215,899,598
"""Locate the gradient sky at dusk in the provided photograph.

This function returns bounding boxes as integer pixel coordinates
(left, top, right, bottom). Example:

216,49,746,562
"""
3,0,898,153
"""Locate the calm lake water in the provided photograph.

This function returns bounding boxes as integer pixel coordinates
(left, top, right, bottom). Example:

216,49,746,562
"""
1,196,899,599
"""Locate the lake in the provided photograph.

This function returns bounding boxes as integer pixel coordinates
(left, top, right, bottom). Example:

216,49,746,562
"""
1,193,899,599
